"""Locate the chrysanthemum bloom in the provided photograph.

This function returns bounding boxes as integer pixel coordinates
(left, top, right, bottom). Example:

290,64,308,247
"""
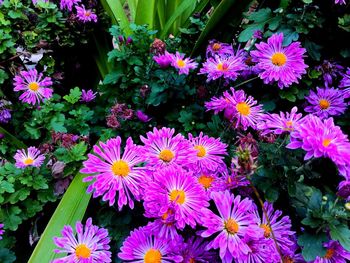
169,52,198,75
81,89,97,102
118,226,183,262
153,51,173,68
80,137,147,209
212,170,249,193
281,239,306,263
188,132,227,173
180,237,217,262
200,191,262,262
335,0,346,4
76,5,97,23
251,33,308,89
14,146,45,169
257,106,303,135
195,170,221,196
304,87,347,119
316,60,343,88
145,209,180,240
0,223,4,240
143,167,209,229
205,94,230,114
53,218,111,263
339,68,350,99
314,240,350,263
206,40,234,57
136,110,151,122
140,127,197,169
60,0,81,10
13,68,53,105
0,108,11,123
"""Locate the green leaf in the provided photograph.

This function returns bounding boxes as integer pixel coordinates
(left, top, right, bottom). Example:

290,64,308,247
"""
135,0,158,29
103,71,123,85
63,87,82,104
0,126,26,150
304,40,322,61
49,113,67,133
0,248,16,263
330,224,350,251
298,232,328,261
99,0,131,35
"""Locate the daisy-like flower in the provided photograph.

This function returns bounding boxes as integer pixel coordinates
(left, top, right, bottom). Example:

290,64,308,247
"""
188,132,227,173
140,127,197,170
199,52,247,82
200,191,262,262
136,110,151,122
337,180,350,200
14,146,45,169
0,223,4,240
143,167,209,229
335,0,346,4
304,87,347,119
314,240,350,263
169,52,198,75
206,40,234,57
339,68,350,99
60,0,81,11
81,89,97,102
0,108,11,123
153,51,173,68
80,137,147,209
315,60,343,88
195,170,221,196
257,106,303,135
212,170,250,193
180,237,217,263
13,68,53,105
118,226,183,262
53,218,111,263
251,33,308,89
76,5,98,23
145,209,180,240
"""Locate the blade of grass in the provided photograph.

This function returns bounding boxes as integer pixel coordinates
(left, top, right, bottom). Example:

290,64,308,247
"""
135,0,158,28
0,126,26,149
157,0,166,32
127,0,138,21
100,0,132,35
179,0,210,35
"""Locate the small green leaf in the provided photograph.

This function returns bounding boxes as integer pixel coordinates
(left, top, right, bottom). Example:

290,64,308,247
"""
298,232,328,261
63,87,82,104
330,224,350,251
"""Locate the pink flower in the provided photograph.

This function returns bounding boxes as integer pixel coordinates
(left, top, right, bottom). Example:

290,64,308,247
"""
14,146,45,169
169,52,198,75
76,5,97,23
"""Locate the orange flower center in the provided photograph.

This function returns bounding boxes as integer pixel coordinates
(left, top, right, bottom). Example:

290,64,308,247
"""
28,82,39,91
198,175,214,189
260,224,271,238
271,52,287,66
177,59,186,68
144,248,162,263
225,218,239,234
212,43,221,51
236,102,251,116
111,160,130,177
217,63,229,71
282,256,294,263
158,149,174,162
194,145,206,157
322,138,332,147
23,158,34,166
324,248,335,259
169,189,186,204
189,258,196,263
75,244,91,259
85,11,91,17
319,99,330,109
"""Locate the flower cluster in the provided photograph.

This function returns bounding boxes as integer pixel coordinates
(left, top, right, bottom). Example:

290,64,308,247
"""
154,51,198,75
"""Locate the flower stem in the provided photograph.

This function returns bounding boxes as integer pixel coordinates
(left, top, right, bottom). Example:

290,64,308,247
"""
233,76,259,89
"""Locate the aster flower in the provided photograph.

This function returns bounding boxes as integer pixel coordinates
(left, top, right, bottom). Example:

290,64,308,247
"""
199,52,247,82
140,127,197,169
145,209,180,240
315,60,343,88
118,226,183,262
60,0,81,11
143,167,209,229
81,89,97,102
339,67,350,99
314,240,350,263
335,0,346,4
53,218,111,263
212,170,249,193
195,170,221,196
76,5,97,23
257,106,303,135
153,51,173,68
0,108,11,123
136,110,151,122
169,52,198,75
305,87,347,119
337,180,350,200
14,146,45,169
206,40,234,57
13,68,53,105
180,237,217,263
188,132,227,173
251,33,308,88
0,223,4,240
80,137,147,209
200,191,262,262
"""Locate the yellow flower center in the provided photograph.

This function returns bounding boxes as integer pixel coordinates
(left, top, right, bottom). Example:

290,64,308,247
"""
322,138,332,147
319,99,330,109
236,102,251,116
85,11,91,17
224,218,239,234
23,158,34,166
286,120,293,127
198,175,214,189
271,52,287,66
169,189,186,204
144,248,162,263
212,43,221,51
161,209,173,220
189,258,196,263
324,248,335,259
111,160,130,177
177,59,186,68
260,224,271,238
28,82,40,91
217,63,229,71
158,149,174,162
283,256,294,263
194,145,206,157
75,244,91,259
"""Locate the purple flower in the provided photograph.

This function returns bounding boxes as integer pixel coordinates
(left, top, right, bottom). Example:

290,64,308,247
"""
14,146,45,169
335,0,346,4
316,60,344,88
305,87,347,119
0,223,4,240
314,240,350,262
0,108,11,124
236,237,279,263
118,226,183,262
253,30,263,39
80,137,147,209
76,5,97,23
169,52,198,75
180,237,217,262
257,106,303,135
339,67,350,99
337,180,350,200
145,210,180,240
206,40,234,57
153,51,173,68
136,110,151,122
251,33,308,89
212,170,250,193
53,218,111,263
81,89,97,102
60,0,81,11
13,68,53,105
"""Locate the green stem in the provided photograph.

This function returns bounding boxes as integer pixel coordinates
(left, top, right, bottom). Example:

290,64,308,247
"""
0,125,27,149
233,76,259,89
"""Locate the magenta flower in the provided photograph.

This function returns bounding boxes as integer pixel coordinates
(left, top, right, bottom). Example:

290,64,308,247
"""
136,110,151,122
13,68,53,105
195,170,221,196
53,218,111,263
188,132,227,173
314,240,350,263
0,109,11,124
199,52,247,82
206,40,234,57
337,180,350,200
14,146,45,169
76,5,97,23
60,0,80,10
339,67,350,99
80,137,147,209
257,106,303,135
200,191,262,262
169,52,198,75
153,51,173,68
315,60,343,88
335,0,346,4
212,170,250,193
140,127,197,169
180,237,217,262
305,87,347,119
118,226,183,262
251,33,308,88
236,237,279,263
0,223,4,240
145,211,180,240
81,89,97,102
143,167,209,229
